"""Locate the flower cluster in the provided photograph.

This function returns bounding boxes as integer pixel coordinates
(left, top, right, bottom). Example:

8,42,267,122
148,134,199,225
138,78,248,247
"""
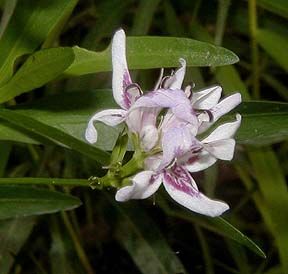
85,29,242,217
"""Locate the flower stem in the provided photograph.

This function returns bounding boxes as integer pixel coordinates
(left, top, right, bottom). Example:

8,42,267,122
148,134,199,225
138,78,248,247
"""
0,177,95,187
61,211,95,274
214,0,230,46
248,0,260,99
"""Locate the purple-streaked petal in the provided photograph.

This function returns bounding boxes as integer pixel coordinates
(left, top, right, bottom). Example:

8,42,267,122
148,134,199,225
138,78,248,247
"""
131,88,187,108
159,127,201,170
130,88,198,127
162,165,229,217
112,29,133,109
198,93,242,133
115,171,162,201
203,139,236,161
168,58,186,90
160,110,190,134
85,109,126,143
192,86,222,110
181,151,217,172
202,114,241,143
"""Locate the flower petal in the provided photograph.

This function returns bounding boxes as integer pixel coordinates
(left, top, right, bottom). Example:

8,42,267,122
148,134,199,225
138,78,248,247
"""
160,126,201,170
85,109,126,143
112,29,133,109
198,93,242,133
203,139,236,161
130,88,198,127
126,107,159,138
202,114,241,143
168,58,186,90
192,85,222,110
162,165,229,217
182,151,217,172
115,171,162,201
210,93,242,121
160,110,192,134
144,154,162,171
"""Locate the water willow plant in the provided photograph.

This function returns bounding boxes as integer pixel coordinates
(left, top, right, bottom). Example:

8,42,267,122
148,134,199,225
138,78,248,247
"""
86,29,241,217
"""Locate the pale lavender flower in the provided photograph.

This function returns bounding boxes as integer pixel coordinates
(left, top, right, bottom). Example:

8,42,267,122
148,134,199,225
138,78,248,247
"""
86,28,242,217
115,60,242,217
85,29,196,151
115,113,241,217
85,29,159,151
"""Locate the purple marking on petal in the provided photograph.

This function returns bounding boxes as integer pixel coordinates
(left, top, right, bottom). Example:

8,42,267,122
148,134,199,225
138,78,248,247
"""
149,173,160,184
123,90,132,108
123,70,132,88
164,165,199,196
122,70,133,108
187,155,199,164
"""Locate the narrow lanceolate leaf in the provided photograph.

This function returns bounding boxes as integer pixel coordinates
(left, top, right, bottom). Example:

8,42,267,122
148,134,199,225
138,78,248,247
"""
257,0,288,19
0,93,287,148
248,148,288,271
0,186,81,220
65,36,239,76
0,217,36,274
233,101,288,145
0,90,119,151
159,199,266,258
0,108,110,165
0,47,75,103
0,0,78,85
257,29,288,72
108,201,187,274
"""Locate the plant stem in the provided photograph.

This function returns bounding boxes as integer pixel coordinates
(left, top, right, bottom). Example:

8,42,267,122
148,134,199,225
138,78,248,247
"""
61,211,95,274
0,177,96,187
214,0,230,46
195,225,214,274
248,0,260,99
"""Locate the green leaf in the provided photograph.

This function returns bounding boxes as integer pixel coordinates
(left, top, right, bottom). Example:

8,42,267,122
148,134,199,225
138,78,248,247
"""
248,148,288,271
233,101,288,145
2,90,118,150
131,0,161,35
0,93,287,148
0,108,111,165
0,185,81,220
0,217,36,274
0,142,11,176
258,0,288,19
0,47,75,103
215,66,250,100
0,0,78,85
65,36,239,76
42,0,78,48
110,131,128,165
159,199,266,258
0,0,17,39
108,201,187,274
257,29,288,72
82,0,132,49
